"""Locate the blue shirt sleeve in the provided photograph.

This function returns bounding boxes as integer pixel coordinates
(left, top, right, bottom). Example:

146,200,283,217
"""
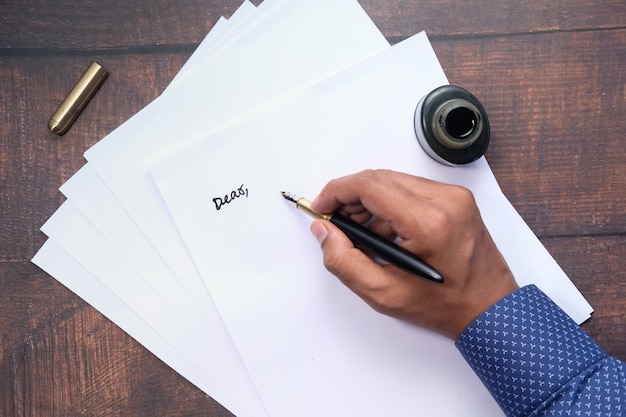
455,285,626,416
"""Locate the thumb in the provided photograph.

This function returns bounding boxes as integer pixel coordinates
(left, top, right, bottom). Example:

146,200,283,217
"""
310,219,330,245
310,219,372,282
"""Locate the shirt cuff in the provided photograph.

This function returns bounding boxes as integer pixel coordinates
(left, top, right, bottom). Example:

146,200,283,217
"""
455,285,606,417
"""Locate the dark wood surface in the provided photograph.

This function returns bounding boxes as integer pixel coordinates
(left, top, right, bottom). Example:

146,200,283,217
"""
1,1,625,416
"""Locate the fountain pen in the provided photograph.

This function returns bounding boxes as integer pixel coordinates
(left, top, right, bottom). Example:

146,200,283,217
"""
281,192,444,284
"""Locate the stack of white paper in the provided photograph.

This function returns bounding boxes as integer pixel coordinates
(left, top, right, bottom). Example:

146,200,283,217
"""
33,1,593,416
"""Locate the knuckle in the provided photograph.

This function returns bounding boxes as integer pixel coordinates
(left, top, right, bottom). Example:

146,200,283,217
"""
359,168,392,185
432,185,477,224
449,185,481,223
451,185,476,208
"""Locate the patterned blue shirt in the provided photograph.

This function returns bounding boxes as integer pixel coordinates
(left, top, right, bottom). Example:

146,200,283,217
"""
456,285,626,416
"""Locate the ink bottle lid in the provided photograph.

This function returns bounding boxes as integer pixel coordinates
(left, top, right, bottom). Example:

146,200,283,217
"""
414,85,489,166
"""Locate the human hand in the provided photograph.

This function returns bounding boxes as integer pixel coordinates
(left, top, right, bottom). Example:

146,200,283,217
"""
309,169,518,339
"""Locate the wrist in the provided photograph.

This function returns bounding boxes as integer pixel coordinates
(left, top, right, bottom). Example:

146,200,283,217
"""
450,279,519,339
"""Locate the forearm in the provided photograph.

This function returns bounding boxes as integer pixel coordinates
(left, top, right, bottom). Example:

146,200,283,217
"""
456,285,626,416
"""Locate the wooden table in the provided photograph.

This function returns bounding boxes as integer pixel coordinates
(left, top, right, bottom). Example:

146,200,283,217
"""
1,1,625,415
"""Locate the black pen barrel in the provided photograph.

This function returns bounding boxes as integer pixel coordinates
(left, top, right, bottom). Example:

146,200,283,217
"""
329,213,444,283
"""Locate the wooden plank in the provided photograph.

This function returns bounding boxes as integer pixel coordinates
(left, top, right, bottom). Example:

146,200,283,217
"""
432,29,626,237
361,0,626,40
0,262,233,417
0,53,188,261
0,0,246,50
542,236,626,361
1,1,624,50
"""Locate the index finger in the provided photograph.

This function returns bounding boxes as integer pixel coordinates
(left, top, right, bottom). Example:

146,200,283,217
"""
311,169,449,218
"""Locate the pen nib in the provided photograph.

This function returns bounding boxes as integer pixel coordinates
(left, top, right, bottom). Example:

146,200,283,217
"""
280,191,299,204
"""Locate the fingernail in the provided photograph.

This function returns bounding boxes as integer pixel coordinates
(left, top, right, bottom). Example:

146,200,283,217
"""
310,221,328,244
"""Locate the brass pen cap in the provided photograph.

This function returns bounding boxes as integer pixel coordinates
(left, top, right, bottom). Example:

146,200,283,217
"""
48,61,108,135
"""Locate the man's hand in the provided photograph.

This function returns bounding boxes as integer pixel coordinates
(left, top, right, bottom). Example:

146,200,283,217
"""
310,169,519,339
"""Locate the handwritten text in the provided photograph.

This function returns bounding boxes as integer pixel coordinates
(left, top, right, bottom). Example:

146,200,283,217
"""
213,184,249,211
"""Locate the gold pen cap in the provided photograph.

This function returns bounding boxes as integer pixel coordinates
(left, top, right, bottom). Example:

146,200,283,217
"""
48,61,108,135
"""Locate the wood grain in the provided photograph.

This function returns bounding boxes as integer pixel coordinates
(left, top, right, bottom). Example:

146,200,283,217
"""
361,0,626,41
0,54,190,261
542,236,626,361
2,1,624,49
0,263,233,417
432,29,626,237
0,0,250,50
1,0,625,416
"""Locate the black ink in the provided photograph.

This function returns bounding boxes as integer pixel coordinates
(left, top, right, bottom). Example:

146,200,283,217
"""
213,184,249,211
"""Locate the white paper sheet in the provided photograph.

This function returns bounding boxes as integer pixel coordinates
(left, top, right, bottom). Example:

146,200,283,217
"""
59,0,260,318
38,202,268,417
56,0,388,350
32,239,263,417
37,5,270,415
61,167,202,315
35,1,390,415
82,0,389,300
150,32,593,417
169,0,271,89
